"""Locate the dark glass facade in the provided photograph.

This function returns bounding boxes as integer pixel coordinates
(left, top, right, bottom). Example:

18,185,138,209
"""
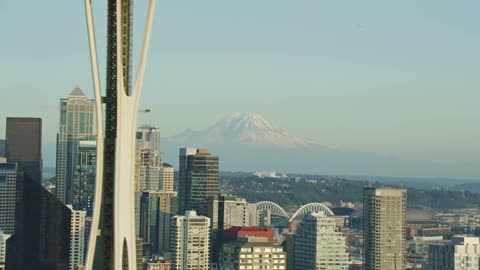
5,117,42,182
55,88,94,204
0,139,5,157
178,148,219,216
140,191,178,256
5,173,71,270
0,162,18,234
73,141,96,216
207,195,249,267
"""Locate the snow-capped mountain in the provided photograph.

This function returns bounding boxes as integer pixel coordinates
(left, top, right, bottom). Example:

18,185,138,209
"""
160,112,478,178
168,112,318,147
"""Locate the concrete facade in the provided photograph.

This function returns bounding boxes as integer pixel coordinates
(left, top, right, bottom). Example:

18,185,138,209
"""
160,163,174,192
221,236,286,270
171,211,210,270
0,162,17,235
140,190,177,257
68,205,87,270
0,230,10,270
363,187,407,270
135,125,162,192
294,211,349,270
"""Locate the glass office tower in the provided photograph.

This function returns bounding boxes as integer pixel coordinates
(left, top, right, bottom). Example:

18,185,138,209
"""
56,88,94,204
178,148,219,216
6,174,71,270
5,117,42,183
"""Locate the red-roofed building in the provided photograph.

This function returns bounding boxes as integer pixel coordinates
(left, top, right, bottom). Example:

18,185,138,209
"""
223,226,275,244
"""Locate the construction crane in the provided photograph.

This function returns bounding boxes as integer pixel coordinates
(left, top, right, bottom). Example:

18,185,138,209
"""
139,109,151,114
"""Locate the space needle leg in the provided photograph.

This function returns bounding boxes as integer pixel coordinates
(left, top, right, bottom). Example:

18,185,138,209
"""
84,0,105,269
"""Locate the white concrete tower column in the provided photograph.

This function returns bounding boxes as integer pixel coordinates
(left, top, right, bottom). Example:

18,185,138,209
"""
84,0,157,269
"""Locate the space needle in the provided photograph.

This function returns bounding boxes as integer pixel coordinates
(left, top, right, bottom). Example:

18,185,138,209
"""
84,0,156,269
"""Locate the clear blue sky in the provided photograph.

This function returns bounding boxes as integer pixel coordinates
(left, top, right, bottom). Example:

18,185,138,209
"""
0,1,479,174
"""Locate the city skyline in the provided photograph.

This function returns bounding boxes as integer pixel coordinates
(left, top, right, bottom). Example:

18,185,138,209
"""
0,1,479,178
2,1,480,270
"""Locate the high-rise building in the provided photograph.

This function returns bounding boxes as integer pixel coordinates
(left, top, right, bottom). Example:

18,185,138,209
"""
178,148,219,216
0,162,18,234
135,125,163,251
5,174,71,270
428,242,454,270
135,125,162,191
408,236,448,268
5,117,42,182
83,217,93,259
73,141,96,216
136,125,161,159
140,190,177,256
207,195,248,267
452,236,480,270
158,191,178,258
136,236,144,270
68,205,87,270
294,211,349,270
136,148,161,191
247,203,258,226
363,187,407,270
0,230,10,270
429,235,480,270
56,87,95,204
136,125,161,190
170,211,210,270
221,236,287,270
0,140,5,157
178,148,197,213
160,163,174,192
208,195,249,233
283,232,295,270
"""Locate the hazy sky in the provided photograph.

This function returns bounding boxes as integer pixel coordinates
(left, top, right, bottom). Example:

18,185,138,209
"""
0,1,479,170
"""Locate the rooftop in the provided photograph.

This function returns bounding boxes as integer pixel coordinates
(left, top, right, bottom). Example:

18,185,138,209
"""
0,163,17,170
69,87,86,97
228,226,272,232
